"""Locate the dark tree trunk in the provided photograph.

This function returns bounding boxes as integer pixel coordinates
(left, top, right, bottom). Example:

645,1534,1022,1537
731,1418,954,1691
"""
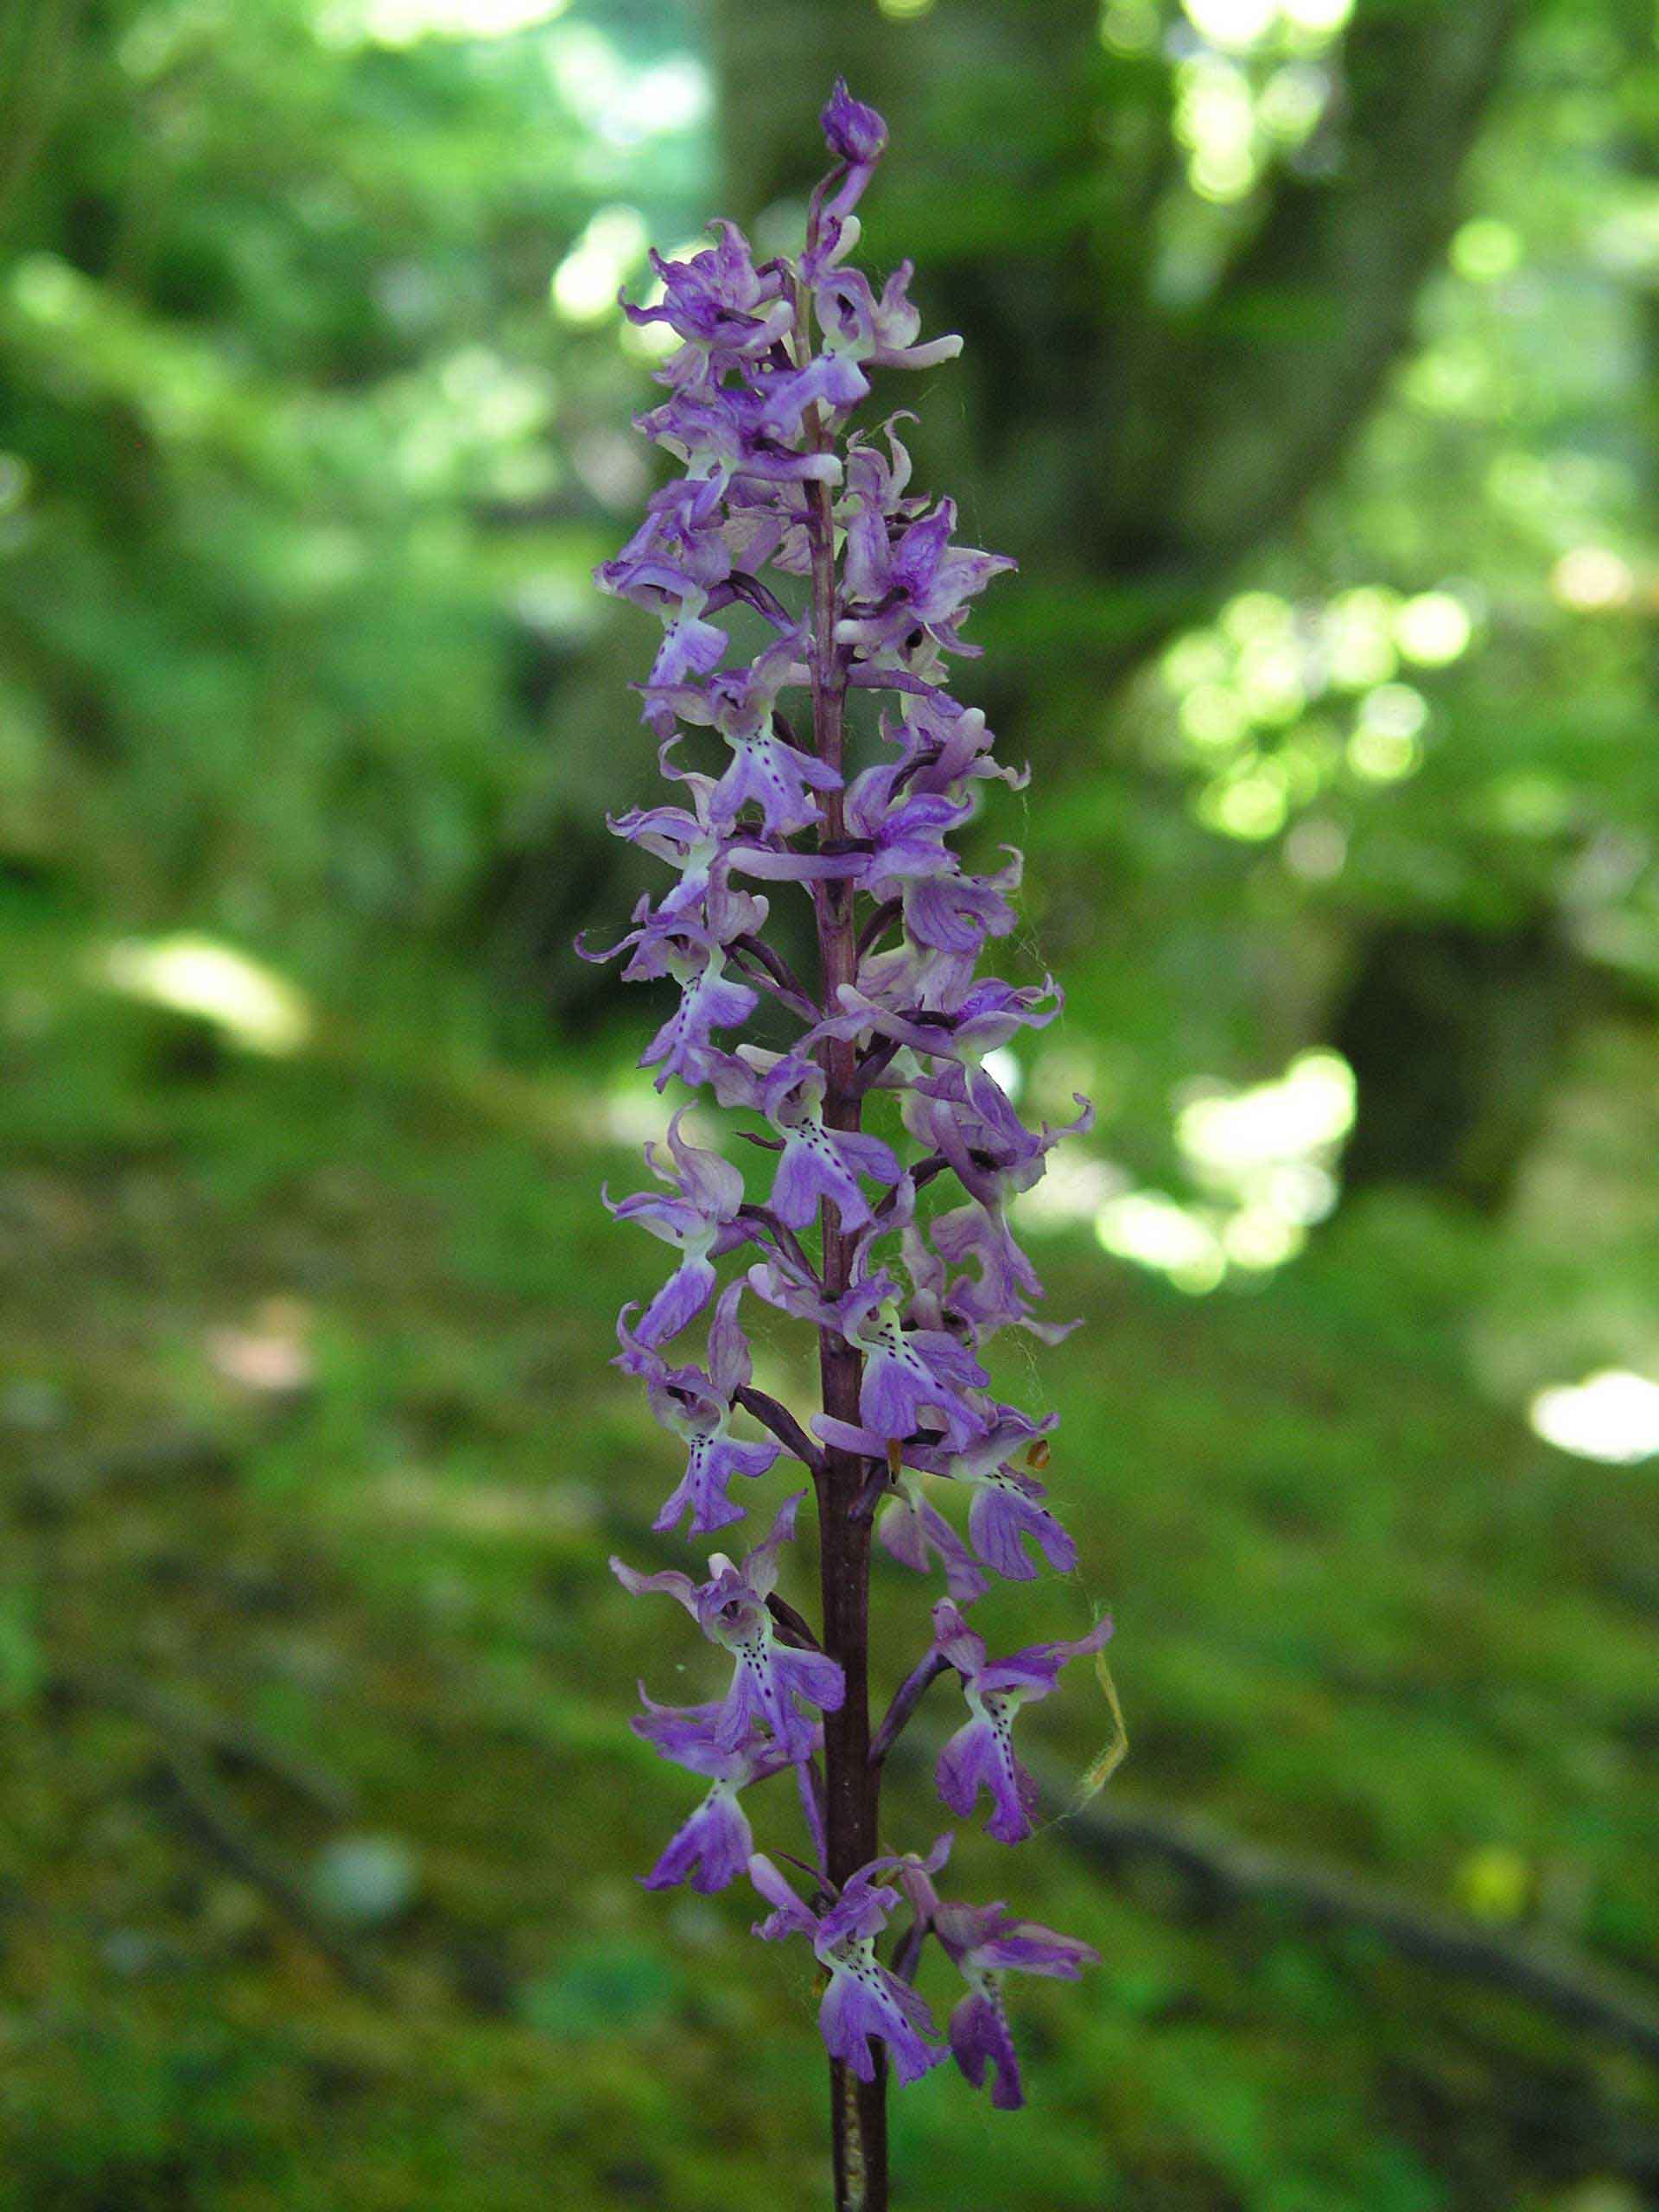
1332,920,1591,1211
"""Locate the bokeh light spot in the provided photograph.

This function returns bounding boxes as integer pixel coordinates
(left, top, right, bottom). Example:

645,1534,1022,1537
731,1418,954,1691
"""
1529,1370,1659,1464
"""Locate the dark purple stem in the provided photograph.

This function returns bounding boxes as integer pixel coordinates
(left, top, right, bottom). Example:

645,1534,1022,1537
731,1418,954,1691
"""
799,274,887,2212
869,1649,950,1769
734,1384,826,1474
728,933,819,1019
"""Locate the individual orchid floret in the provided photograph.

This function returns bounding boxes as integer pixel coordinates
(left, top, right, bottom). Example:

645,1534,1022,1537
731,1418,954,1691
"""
636,932,759,1094
759,1055,903,1230
708,715,840,839
621,220,794,381
747,1185,995,1446
814,1415,992,1605
804,79,888,283
616,1285,779,1536
939,1905,1096,2109
602,1111,745,1344
894,1853,1098,2108
944,1411,1076,1580
808,979,1060,1088
652,626,843,839
902,1070,1092,1211
843,766,971,892
613,1493,845,1759
879,1472,988,1603
931,1599,1113,1843
749,1849,944,2085
837,1268,990,1446
927,1202,1080,1347
815,1407,1071,1592
632,1691,802,1893
816,262,963,378
837,498,1016,666
820,76,887,168
637,388,844,494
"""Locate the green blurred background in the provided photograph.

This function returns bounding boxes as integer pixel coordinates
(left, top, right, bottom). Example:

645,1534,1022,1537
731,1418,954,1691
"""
4,0,1659,2204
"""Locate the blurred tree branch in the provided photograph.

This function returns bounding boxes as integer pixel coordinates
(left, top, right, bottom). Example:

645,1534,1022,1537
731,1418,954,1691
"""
882,1732,1659,2073
1027,1751,1659,2073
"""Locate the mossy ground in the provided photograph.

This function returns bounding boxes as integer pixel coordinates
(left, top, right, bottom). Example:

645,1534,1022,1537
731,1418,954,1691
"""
3,931,1656,2211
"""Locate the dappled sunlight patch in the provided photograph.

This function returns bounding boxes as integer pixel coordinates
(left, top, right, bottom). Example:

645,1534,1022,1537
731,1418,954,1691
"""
1157,582,1476,846
1012,1149,1124,1231
315,0,569,47
1179,1048,1354,1179
1451,1844,1533,1924
1529,1370,1659,1465
599,1077,720,1155
1166,0,1351,204
207,1299,316,1397
980,1044,1024,1102
552,207,650,327
1096,1190,1226,1295
545,27,709,152
617,238,713,364
1019,1048,1354,1294
96,934,314,1056
1550,545,1635,613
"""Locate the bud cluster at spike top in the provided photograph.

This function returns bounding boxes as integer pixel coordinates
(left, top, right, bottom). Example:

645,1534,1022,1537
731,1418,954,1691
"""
588,79,1111,2111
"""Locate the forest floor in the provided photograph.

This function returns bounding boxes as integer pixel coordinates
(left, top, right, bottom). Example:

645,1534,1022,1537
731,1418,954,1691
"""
3,918,1658,2212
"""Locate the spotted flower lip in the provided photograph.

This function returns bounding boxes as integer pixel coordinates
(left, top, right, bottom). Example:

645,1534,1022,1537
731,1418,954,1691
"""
931,1599,1115,1844
589,79,1106,2124
748,1850,945,2085
612,1493,845,1760
615,1285,780,1536
757,1054,903,1230
632,1691,802,1893
890,1853,1097,2107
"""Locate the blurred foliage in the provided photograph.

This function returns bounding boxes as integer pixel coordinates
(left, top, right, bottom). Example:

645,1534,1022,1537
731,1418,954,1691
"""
5,1,1659,2207
0,0,708,976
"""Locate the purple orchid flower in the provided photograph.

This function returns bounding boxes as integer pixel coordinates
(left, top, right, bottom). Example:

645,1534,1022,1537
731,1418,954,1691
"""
613,1493,845,1760
749,1849,945,2086
944,1413,1077,1581
759,1054,902,1230
814,1407,1071,1590
808,1410,989,1604
637,936,759,1094
931,1599,1114,1843
838,1268,990,1446
632,1690,802,1893
894,1853,1097,2107
615,1284,779,1536
837,496,1016,668
602,1110,745,1344
620,219,793,371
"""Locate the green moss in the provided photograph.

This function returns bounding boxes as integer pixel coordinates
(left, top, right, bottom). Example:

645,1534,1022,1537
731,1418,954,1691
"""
3,963,1656,2209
